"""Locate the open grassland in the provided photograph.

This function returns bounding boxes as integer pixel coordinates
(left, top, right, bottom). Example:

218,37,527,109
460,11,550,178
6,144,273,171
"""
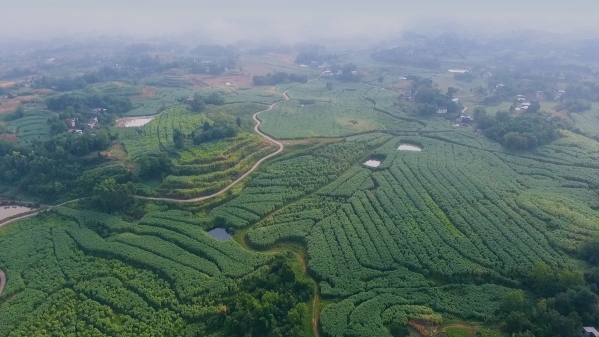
258,80,424,139
126,88,195,117
571,105,599,137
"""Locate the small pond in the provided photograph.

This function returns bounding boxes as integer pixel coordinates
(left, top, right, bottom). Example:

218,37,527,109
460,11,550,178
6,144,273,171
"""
115,116,156,128
363,160,381,167
206,228,232,241
398,144,422,152
0,206,32,221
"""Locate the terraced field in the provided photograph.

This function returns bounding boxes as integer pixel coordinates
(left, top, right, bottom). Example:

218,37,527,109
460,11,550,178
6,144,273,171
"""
5,111,53,144
213,132,599,336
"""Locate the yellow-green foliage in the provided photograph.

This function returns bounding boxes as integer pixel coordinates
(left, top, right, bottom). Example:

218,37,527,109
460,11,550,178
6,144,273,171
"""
120,106,211,158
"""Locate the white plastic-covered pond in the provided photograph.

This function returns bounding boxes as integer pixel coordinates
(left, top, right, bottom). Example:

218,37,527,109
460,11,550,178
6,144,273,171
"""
115,116,156,127
363,160,381,167
398,144,422,151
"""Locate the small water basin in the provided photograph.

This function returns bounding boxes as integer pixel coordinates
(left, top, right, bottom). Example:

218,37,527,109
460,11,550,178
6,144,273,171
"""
206,228,232,241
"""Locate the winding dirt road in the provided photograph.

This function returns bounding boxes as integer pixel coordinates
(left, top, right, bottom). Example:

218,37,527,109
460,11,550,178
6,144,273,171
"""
135,91,289,203
0,269,5,297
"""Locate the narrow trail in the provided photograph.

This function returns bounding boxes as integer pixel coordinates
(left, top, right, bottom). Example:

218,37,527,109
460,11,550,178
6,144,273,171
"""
0,269,5,297
0,199,81,230
312,289,321,337
135,71,324,203
135,91,289,203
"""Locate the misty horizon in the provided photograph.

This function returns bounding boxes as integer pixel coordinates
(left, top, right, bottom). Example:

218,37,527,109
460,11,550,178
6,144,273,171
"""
2,0,599,44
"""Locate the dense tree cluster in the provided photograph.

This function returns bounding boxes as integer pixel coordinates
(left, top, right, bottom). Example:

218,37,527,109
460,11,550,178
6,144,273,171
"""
192,122,237,144
138,153,172,179
46,93,133,114
93,178,135,212
371,47,441,69
407,78,461,116
498,263,599,337
0,127,119,201
558,99,592,112
294,44,337,65
483,113,564,150
253,72,308,85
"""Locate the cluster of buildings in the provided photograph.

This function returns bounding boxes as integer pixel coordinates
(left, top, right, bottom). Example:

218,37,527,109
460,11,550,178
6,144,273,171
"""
64,115,99,134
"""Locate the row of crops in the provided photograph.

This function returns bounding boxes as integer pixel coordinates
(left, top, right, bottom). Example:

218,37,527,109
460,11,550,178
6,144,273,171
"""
257,81,424,139
214,134,599,336
158,133,277,198
0,207,275,336
119,106,211,158
6,111,53,144
210,133,394,228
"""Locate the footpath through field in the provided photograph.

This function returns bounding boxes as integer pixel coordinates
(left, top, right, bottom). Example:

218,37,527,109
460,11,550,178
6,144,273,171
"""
134,93,287,202
0,269,5,296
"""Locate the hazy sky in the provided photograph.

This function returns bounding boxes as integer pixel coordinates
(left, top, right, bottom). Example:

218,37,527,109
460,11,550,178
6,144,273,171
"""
2,0,599,42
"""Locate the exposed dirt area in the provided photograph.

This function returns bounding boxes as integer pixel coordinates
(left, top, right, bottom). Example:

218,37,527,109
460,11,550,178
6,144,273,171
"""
30,89,53,95
392,80,412,92
0,134,19,142
544,108,571,121
132,86,158,99
101,144,128,161
181,74,210,89
0,81,17,88
242,64,274,76
0,95,36,114
269,53,298,66
202,75,255,88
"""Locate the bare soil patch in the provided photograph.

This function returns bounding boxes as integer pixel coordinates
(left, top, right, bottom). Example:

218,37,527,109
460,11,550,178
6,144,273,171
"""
544,108,571,121
0,81,17,88
243,64,274,76
202,75,255,88
0,134,19,142
101,144,128,160
132,86,158,99
0,96,36,114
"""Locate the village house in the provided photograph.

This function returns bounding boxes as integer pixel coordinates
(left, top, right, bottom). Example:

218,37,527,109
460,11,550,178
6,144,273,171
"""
93,108,102,113
460,114,474,123
583,327,599,337
437,109,448,114
65,118,78,128
86,117,98,129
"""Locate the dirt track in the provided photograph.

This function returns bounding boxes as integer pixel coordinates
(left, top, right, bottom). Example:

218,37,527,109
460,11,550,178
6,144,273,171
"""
0,269,6,297
135,94,287,203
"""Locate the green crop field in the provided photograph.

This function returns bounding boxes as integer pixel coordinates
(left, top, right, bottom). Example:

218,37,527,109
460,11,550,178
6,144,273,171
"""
6,111,54,144
4,32,599,337
119,106,211,158
211,132,599,336
258,81,424,139
126,88,196,116
0,208,293,337
157,133,277,198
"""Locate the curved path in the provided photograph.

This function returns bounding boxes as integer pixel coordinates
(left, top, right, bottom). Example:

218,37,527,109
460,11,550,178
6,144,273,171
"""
135,91,289,203
0,269,5,297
